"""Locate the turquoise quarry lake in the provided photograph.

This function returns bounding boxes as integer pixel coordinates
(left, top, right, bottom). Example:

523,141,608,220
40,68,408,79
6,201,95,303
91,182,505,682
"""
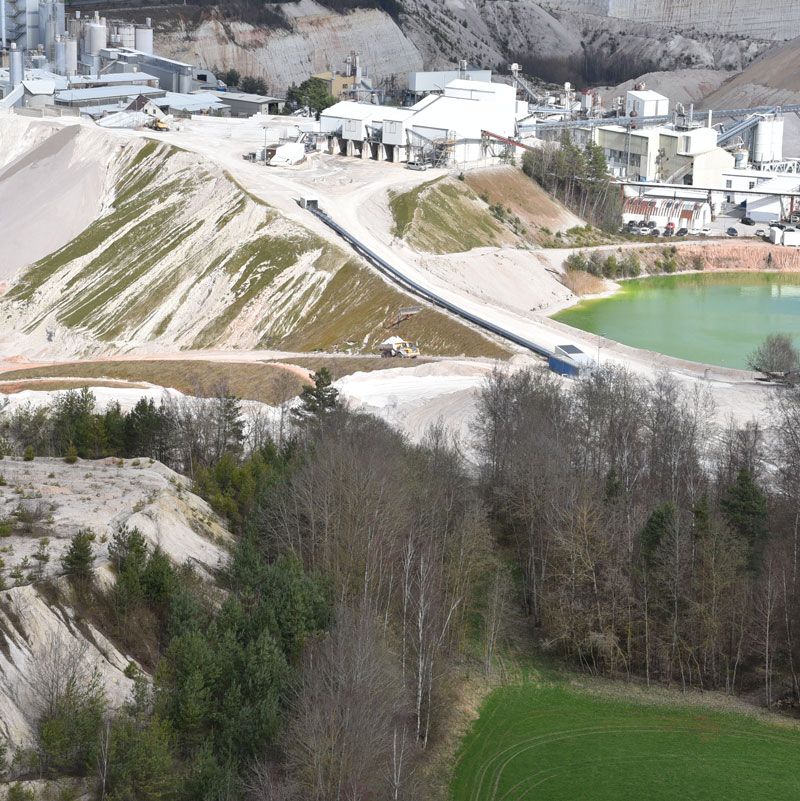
552,272,800,369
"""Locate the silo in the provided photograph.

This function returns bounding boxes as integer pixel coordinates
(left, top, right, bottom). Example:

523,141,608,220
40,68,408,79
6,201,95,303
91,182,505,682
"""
134,24,153,54
118,23,135,48
179,69,192,93
64,36,77,76
67,13,80,41
46,19,56,60
56,2,65,35
754,117,784,164
88,21,106,55
9,43,23,87
55,36,65,74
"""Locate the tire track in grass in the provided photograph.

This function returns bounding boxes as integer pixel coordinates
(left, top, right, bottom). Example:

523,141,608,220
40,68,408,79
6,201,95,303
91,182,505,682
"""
481,724,798,801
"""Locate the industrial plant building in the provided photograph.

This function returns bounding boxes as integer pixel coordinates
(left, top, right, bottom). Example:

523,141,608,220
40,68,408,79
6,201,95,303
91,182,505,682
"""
320,77,517,165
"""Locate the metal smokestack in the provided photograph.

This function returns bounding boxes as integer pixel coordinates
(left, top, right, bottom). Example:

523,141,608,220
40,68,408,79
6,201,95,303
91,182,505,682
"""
1,0,6,50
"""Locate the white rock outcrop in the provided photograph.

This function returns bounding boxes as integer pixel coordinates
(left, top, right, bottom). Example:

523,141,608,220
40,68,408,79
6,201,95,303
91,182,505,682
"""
0,456,231,751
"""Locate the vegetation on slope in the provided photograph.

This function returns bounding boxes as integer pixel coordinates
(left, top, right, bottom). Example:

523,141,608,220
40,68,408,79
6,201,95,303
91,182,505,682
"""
3,137,506,358
389,177,511,254
521,134,623,232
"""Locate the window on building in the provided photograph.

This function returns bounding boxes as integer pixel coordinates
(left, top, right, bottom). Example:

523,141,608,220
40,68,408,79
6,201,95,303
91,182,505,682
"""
725,180,732,189
749,181,756,189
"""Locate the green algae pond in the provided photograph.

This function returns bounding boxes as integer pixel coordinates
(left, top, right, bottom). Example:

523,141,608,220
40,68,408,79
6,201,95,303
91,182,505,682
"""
552,272,800,369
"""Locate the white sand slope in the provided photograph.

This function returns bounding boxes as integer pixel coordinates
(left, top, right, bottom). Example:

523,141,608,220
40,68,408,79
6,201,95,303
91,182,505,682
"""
0,117,116,284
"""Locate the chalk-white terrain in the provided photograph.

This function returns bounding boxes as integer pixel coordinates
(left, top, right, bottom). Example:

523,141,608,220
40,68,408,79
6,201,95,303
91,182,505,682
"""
0,456,230,749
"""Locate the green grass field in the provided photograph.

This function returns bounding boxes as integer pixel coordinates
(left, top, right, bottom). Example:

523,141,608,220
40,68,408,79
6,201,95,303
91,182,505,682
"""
451,682,800,801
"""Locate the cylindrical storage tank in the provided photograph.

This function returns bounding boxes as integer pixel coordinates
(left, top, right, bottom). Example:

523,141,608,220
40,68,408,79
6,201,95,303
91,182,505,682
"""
9,45,23,87
134,25,153,54
771,117,784,163
88,22,106,56
118,23,135,48
56,2,66,35
55,36,66,74
46,19,56,60
754,118,784,164
65,36,78,76
179,70,192,94
733,148,748,169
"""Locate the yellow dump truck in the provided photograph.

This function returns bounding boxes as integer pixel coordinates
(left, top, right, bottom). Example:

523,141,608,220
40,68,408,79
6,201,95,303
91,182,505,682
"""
378,337,420,358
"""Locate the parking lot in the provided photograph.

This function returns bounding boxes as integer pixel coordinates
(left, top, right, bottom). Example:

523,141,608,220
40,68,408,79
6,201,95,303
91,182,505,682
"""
625,205,786,241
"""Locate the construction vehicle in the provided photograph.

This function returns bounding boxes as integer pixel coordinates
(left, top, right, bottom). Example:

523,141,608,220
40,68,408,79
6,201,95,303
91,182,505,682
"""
378,336,420,358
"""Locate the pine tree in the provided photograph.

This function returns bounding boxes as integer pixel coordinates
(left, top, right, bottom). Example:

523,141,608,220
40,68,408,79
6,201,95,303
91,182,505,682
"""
721,468,769,570
293,368,339,419
61,528,96,580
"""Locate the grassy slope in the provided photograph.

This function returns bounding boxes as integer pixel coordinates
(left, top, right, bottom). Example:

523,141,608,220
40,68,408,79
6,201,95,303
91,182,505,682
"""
0,361,306,405
273,260,509,358
452,680,800,801
5,139,509,359
389,177,509,254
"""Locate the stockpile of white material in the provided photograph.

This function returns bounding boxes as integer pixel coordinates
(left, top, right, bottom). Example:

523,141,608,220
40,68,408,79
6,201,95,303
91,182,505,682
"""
0,117,113,282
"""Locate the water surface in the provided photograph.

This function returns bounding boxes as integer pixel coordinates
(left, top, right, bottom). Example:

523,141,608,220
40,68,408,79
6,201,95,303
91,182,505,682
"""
552,272,800,369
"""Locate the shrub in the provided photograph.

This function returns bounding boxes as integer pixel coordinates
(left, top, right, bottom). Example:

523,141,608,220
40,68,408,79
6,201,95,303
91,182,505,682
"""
23,446,35,462
565,252,587,272
64,444,78,464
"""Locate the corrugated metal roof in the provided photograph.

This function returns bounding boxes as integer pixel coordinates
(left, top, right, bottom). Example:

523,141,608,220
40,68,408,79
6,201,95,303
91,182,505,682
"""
56,85,163,102
69,72,160,86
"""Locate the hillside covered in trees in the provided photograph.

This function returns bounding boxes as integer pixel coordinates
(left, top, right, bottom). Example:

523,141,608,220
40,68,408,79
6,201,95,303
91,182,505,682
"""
1,364,800,798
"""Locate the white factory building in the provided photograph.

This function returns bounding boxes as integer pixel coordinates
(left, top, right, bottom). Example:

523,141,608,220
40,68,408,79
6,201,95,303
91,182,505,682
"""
622,193,712,230
625,88,669,119
320,78,517,165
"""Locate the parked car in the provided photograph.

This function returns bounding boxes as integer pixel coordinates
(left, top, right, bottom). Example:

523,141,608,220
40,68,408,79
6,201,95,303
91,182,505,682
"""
676,227,688,236
651,229,661,237
406,160,429,171
755,228,766,236
646,220,656,228
741,216,756,225
689,227,701,235
727,227,739,237
771,222,787,230
701,227,712,235
638,227,651,235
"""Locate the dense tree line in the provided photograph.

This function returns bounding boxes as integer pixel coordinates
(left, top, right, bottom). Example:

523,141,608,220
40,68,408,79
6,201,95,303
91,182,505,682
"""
474,366,800,702
522,136,622,232
0,387,259,478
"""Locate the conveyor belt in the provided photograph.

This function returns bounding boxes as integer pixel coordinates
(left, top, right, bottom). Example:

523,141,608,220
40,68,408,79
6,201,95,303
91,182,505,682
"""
307,205,555,359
